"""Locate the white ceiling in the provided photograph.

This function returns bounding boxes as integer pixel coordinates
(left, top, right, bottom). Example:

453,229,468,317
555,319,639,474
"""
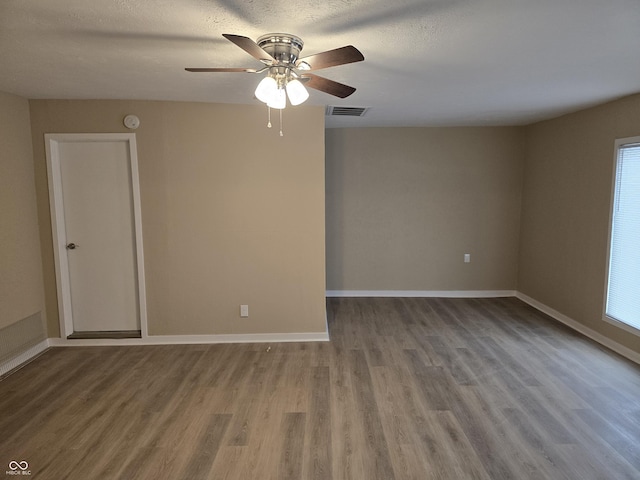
2,0,640,128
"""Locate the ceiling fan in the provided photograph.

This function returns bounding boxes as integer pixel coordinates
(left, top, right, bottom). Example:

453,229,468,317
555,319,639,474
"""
185,33,364,109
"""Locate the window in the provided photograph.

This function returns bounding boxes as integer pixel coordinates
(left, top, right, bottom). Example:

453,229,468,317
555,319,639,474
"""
605,137,640,332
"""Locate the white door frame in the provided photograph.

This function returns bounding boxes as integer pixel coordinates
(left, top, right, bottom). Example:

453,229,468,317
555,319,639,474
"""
45,133,148,338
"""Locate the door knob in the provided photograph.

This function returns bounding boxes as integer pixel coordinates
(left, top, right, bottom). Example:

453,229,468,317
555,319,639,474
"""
66,243,78,250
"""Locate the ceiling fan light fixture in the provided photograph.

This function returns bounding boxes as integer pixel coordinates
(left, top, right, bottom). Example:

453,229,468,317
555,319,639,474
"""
267,87,286,109
285,79,309,106
186,33,364,132
255,76,278,104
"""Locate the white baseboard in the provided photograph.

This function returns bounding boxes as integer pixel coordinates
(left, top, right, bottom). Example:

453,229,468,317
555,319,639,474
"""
6,294,638,371
326,290,516,298
515,292,640,365
0,339,50,377
48,331,329,347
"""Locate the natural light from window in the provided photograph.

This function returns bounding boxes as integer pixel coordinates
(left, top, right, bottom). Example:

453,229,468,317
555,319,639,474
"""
606,137,640,332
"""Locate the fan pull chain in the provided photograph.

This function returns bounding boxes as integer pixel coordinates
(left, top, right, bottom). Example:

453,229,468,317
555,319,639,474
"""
279,109,283,137
267,106,272,128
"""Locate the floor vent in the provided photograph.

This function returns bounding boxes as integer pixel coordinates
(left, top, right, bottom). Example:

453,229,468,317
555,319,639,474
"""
326,106,370,117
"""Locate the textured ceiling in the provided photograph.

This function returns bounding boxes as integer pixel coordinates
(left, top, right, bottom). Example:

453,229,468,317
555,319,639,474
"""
2,0,640,127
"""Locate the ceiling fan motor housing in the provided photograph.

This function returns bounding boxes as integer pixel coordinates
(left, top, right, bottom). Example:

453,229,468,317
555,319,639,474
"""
257,33,303,65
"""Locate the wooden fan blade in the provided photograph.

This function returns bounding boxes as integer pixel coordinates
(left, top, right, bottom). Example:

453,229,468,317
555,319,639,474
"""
222,34,275,63
296,45,364,71
185,68,258,73
301,73,356,98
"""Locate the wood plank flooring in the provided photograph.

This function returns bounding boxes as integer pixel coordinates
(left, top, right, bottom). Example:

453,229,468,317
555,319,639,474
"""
2,297,640,479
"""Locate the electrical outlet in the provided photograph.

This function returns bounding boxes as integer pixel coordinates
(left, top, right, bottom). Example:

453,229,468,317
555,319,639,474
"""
240,304,249,317
464,253,471,263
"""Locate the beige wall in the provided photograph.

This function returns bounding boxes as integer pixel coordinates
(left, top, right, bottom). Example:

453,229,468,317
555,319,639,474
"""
0,91,46,330
29,100,326,337
519,93,640,353
18,92,640,356
325,127,525,291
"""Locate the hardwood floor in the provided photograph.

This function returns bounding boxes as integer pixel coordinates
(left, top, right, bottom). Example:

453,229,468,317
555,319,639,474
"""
2,297,640,479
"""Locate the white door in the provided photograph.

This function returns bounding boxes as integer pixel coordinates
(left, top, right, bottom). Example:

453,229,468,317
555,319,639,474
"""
46,134,147,337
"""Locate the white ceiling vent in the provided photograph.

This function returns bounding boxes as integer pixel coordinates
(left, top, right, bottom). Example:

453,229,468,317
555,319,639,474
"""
326,106,370,117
